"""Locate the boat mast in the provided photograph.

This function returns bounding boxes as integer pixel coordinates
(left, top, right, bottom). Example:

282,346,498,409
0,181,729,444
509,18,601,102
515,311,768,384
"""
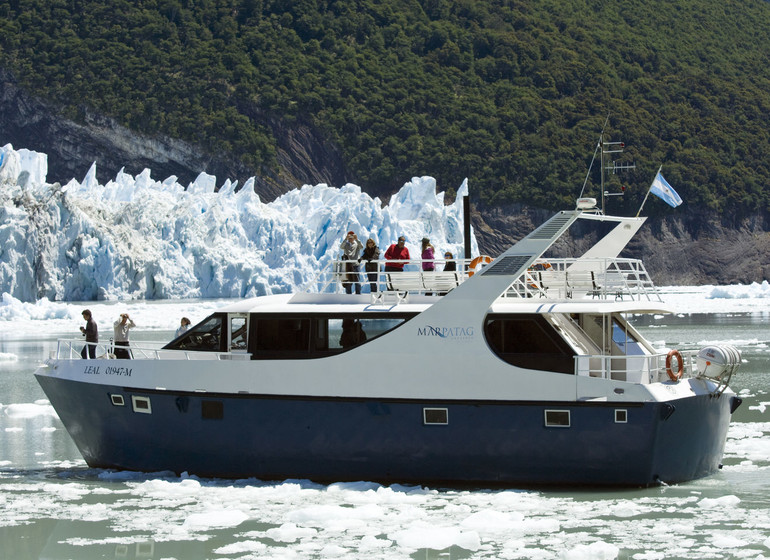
599,119,635,214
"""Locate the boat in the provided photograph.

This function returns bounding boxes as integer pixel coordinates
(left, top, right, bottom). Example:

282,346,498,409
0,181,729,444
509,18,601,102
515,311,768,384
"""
34,192,743,487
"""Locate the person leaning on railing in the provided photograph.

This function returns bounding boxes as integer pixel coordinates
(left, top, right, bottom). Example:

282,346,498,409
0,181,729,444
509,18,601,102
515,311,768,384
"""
360,238,380,292
384,235,410,272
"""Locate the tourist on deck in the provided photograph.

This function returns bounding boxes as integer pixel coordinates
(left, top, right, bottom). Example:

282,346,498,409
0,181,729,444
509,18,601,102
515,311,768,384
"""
340,231,363,294
175,317,191,338
360,238,380,293
443,252,456,272
80,309,98,359
384,236,410,272
113,313,135,359
421,238,436,271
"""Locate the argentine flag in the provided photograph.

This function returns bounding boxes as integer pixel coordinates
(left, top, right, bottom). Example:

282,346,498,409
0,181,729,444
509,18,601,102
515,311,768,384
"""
649,171,682,208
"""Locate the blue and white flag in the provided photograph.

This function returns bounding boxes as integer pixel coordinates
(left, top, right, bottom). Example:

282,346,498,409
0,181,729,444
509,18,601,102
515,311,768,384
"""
649,171,682,208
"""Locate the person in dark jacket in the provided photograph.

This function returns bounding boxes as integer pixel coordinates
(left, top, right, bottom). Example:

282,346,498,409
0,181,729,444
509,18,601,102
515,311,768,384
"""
340,319,367,348
80,309,98,359
443,251,457,272
360,238,380,293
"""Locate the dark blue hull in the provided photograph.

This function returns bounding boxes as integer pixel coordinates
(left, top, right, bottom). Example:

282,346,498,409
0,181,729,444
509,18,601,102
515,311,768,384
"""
35,375,736,487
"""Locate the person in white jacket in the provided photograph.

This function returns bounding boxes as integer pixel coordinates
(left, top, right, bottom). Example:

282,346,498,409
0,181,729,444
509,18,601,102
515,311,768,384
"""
113,313,136,359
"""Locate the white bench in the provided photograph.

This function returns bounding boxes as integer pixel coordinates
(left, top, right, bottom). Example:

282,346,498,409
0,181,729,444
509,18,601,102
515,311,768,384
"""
386,271,462,295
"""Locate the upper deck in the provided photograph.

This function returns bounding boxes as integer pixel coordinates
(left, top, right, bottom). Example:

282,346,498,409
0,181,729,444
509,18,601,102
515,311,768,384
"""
305,255,664,305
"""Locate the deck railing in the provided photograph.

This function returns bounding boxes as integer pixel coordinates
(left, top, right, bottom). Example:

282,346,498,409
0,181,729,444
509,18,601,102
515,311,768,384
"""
305,256,662,302
574,350,697,384
50,339,251,361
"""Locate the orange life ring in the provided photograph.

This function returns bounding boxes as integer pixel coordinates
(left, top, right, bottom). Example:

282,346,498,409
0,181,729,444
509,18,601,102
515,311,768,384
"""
666,349,684,381
527,261,552,288
468,255,493,276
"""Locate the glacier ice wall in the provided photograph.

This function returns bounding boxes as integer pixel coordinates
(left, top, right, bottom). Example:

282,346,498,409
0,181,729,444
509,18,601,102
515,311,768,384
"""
0,144,477,302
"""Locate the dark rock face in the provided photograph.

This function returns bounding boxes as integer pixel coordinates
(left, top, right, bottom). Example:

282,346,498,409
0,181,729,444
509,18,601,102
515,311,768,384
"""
0,68,351,201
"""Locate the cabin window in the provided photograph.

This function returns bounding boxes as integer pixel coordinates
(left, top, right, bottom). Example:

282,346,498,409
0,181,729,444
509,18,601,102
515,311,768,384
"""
544,410,570,427
615,409,628,423
611,318,646,356
131,396,152,414
320,318,406,351
253,318,312,356
484,315,575,374
423,408,449,425
164,315,223,352
229,316,248,351
109,394,125,406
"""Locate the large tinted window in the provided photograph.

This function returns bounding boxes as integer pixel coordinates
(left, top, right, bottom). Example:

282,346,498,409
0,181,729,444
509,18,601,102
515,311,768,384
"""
484,315,575,374
165,315,223,352
252,315,411,359
321,318,406,351
254,318,311,355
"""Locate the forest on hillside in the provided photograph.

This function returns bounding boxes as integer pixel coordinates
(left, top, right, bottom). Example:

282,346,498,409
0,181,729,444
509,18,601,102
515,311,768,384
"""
1,0,769,221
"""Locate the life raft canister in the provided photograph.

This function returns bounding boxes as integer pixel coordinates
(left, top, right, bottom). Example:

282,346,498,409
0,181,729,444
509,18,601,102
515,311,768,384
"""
666,349,684,381
468,255,493,276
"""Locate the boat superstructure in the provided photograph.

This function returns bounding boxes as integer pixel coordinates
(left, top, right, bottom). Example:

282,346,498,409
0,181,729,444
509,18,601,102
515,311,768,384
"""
34,202,742,486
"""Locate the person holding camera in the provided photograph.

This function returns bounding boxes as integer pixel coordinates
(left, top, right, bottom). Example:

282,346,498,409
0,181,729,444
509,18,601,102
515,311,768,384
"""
113,313,136,359
339,230,363,294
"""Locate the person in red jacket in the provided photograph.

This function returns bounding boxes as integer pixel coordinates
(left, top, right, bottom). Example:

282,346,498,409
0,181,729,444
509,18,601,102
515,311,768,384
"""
384,236,410,272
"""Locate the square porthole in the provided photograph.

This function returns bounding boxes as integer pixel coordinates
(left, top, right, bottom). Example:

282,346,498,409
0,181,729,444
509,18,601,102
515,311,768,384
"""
544,409,570,427
615,409,628,423
423,408,448,425
110,394,125,406
131,395,152,414
202,400,224,420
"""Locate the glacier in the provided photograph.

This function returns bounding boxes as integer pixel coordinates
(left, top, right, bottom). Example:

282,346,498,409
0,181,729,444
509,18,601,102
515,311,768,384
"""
0,143,477,302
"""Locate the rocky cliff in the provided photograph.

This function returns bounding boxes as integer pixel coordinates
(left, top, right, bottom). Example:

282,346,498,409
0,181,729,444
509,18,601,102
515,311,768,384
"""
2,69,768,286
0,68,350,202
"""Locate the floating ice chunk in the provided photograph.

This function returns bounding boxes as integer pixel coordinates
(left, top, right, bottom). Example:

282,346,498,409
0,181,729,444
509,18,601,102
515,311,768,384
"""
183,509,248,529
213,541,268,555
697,495,741,508
559,541,619,560
264,523,318,543
389,525,481,552
3,401,57,418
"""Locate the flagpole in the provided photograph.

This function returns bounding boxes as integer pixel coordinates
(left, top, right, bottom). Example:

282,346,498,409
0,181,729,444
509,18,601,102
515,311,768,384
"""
636,165,662,217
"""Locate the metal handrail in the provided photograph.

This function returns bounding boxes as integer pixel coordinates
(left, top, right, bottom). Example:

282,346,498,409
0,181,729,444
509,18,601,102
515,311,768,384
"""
50,339,251,361
574,350,697,383
305,256,662,302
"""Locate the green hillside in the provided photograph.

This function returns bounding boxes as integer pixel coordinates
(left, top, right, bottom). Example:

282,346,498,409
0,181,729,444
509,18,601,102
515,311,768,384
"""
1,0,769,219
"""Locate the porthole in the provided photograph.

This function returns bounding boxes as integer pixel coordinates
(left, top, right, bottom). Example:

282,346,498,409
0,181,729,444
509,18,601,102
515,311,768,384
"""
423,408,448,425
202,400,224,420
131,395,152,414
109,394,125,406
544,409,570,427
615,409,628,423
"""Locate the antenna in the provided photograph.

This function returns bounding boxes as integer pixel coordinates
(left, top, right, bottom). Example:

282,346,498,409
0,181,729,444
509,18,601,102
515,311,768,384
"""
599,126,635,213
